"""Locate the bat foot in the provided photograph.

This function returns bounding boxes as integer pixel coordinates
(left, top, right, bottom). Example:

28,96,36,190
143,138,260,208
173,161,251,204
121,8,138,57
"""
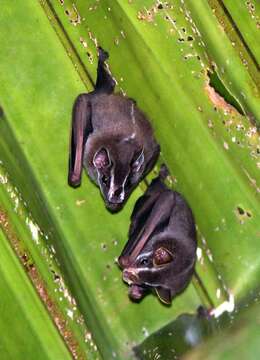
98,46,109,62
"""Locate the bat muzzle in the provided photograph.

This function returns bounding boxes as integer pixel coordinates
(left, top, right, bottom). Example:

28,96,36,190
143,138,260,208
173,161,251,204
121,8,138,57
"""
122,268,139,285
106,201,123,213
108,186,125,204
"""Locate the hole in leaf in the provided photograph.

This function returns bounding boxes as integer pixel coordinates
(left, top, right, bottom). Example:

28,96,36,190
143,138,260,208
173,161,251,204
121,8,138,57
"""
207,69,244,115
235,206,252,222
101,243,107,251
237,206,245,215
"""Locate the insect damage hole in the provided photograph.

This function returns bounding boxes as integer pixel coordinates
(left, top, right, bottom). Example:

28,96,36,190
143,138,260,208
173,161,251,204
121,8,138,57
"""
101,243,108,251
206,69,244,115
237,206,245,215
235,206,252,223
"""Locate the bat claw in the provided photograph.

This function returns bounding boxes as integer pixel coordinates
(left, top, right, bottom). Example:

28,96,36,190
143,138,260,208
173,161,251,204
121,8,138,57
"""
159,164,169,180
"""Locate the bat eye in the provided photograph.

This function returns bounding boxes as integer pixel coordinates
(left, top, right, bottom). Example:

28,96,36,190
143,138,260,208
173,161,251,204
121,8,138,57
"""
153,247,173,266
140,258,149,266
102,175,110,186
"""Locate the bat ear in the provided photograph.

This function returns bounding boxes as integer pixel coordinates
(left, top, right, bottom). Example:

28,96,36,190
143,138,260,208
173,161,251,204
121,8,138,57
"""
131,150,144,173
93,148,110,169
155,287,171,304
153,247,173,266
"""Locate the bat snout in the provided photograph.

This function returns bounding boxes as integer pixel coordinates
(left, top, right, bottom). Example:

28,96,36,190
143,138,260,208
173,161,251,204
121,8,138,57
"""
106,201,123,213
123,268,139,285
108,186,125,204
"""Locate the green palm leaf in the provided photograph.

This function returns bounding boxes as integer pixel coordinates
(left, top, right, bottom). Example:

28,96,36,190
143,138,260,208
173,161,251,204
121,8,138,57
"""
0,1,259,359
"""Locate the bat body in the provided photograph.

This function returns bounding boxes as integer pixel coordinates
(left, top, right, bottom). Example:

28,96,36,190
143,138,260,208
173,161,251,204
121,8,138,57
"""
118,165,197,304
68,47,160,212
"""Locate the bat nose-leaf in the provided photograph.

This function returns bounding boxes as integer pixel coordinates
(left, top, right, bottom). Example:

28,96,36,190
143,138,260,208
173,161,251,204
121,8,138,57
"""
114,186,123,198
108,186,124,204
123,269,139,284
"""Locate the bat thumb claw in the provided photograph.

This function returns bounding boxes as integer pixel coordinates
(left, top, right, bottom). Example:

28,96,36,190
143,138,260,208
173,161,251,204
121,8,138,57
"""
159,164,170,180
68,173,81,188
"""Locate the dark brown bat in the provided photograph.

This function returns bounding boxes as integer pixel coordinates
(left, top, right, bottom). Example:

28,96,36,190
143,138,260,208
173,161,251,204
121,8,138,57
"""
68,47,160,212
118,165,197,304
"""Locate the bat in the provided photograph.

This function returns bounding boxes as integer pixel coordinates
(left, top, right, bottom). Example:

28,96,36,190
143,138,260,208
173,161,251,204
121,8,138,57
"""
118,165,197,304
68,47,160,212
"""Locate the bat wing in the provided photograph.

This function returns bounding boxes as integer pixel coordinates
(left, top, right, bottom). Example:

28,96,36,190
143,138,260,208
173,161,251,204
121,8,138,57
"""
143,144,160,177
129,172,167,239
128,191,157,239
121,178,164,259
68,94,93,187
127,190,175,263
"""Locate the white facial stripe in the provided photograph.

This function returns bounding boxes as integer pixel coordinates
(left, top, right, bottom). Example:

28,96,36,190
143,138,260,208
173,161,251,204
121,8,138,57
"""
131,103,136,125
134,150,144,172
108,169,129,201
108,167,115,201
118,174,128,201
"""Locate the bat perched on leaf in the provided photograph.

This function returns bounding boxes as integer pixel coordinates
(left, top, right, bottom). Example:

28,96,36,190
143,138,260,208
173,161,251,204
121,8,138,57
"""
118,165,197,305
68,47,160,212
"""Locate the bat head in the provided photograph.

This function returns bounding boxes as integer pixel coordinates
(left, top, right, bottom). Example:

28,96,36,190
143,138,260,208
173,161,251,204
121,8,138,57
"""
118,232,196,304
93,140,147,212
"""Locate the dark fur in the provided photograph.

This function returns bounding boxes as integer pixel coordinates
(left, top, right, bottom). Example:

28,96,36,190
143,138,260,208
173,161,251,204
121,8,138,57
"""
68,47,160,212
118,165,197,304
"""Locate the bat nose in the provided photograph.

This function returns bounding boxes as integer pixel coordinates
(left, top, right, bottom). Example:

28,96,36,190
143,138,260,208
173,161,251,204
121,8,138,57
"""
114,187,123,198
123,269,139,284
108,186,124,203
